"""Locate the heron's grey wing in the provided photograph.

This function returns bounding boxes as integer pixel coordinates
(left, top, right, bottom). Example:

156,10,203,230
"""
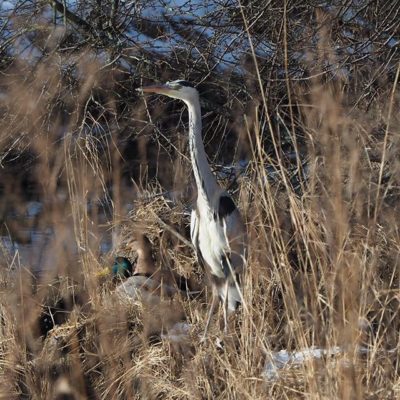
217,206,247,311
217,195,247,275
217,195,236,219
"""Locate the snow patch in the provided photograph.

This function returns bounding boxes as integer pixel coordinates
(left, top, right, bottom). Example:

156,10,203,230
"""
263,347,342,381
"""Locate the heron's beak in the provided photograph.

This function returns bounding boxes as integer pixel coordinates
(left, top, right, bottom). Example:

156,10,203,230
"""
136,84,171,95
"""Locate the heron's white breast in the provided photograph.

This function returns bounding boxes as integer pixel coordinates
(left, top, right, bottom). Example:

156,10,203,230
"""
197,211,230,278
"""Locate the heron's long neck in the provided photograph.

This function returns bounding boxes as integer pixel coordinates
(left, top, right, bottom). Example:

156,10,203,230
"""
186,99,218,204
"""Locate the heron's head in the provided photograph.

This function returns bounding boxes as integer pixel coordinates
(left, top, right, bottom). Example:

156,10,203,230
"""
138,80,199,103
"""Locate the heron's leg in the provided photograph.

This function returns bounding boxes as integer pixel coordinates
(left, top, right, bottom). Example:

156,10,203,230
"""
201,286,218,341
222,280,229,333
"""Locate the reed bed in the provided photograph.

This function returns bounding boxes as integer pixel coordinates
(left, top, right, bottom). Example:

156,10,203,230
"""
0,39,399,400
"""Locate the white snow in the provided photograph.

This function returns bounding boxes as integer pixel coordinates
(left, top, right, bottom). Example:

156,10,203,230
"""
263,346,343,381
262,345,398,381
0,1,14,12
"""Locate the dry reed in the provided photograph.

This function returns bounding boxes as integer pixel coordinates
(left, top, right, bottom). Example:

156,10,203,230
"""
0,22,399,400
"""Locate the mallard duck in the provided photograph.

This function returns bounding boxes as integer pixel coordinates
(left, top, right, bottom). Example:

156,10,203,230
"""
114,234,199,302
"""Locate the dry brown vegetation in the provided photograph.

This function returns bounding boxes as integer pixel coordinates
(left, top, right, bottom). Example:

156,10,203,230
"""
1,1,400,399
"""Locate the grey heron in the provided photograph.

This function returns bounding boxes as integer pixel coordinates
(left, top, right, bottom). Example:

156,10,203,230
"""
138,80,247,335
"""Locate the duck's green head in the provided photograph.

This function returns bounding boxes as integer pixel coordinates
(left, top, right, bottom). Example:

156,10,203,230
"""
112,257,133,279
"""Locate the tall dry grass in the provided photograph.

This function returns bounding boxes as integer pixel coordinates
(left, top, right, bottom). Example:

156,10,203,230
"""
0,38,400,400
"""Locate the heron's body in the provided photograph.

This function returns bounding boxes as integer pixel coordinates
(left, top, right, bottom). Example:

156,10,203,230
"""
139,80,247,333
191,198,245,311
